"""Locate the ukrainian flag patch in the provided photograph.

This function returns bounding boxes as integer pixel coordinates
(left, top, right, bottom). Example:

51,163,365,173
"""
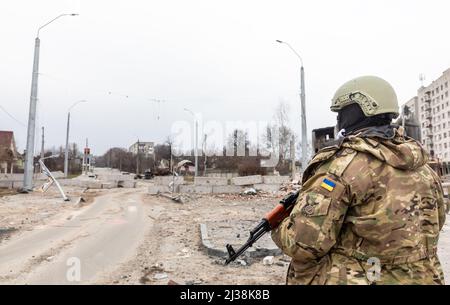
320,178,336,192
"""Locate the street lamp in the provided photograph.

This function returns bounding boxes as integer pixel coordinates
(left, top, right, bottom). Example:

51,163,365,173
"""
184,108,198,177
276,39,308,173
23,13,79,191
64,100,87,178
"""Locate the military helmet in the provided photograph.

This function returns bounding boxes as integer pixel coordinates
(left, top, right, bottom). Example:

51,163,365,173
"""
331,76,399,118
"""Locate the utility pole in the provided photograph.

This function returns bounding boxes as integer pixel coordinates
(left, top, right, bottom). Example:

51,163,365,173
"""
23,13,78,192
300,66,307,172
23,36,40,190
40,126,45,160
290,135,296,179
195,120,199,177
136,139,140,175
203,134,207,176
64,111,71,177
64,100,86,178
276,40,308,172
184,108,198,177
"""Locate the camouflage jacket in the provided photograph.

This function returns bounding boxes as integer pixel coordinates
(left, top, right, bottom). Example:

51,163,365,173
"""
271,126,447,285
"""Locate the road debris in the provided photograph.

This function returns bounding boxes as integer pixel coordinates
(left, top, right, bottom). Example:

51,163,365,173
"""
262,256,274,266
242,188,257,196
153,273,168,280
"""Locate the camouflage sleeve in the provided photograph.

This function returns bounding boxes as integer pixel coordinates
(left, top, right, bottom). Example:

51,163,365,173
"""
428,165,447,231
271,171,350,263
436,182,447,231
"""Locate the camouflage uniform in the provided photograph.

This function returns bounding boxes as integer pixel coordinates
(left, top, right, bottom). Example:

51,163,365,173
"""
272,126,447,285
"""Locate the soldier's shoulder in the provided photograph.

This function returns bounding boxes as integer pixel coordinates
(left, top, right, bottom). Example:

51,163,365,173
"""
327,147,360,178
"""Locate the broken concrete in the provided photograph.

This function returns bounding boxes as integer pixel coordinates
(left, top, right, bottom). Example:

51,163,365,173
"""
101,183,115,189
154,176,185,186
179,185,212,194
97,174,134,182
118,181,136,188
0,181,23,189
262,176,290,184
231,175,263,186
194,177,228,186
253,184,281,193
148,185,173,195
212,185,244,194
200,221,282,259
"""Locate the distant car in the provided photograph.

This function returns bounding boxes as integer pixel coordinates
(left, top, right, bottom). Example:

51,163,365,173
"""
144,170,154,180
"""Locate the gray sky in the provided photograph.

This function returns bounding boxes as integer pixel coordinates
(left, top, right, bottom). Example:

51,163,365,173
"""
1,0,450,155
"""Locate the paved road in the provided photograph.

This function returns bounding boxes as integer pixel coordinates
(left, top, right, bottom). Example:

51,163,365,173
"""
0,189,150,284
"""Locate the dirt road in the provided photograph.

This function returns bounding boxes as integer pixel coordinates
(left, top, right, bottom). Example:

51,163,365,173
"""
0,188,150,284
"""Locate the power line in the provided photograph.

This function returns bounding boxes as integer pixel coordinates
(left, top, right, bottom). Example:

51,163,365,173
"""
0,105,26,128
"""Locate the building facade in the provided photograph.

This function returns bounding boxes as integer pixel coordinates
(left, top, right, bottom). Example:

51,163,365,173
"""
405,68,450,161
0,130,19,174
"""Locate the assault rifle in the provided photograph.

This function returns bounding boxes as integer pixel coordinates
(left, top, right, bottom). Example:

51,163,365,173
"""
224,191,300,265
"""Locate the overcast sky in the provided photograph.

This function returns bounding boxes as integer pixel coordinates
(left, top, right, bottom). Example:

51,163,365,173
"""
1,0,450,155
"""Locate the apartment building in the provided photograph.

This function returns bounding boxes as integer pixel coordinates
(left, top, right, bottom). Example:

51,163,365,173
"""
406,68,450,161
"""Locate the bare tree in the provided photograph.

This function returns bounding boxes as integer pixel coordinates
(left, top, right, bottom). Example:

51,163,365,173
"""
273,101,294,161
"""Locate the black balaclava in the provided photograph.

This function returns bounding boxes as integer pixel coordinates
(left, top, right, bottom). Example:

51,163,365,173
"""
337,103,394,135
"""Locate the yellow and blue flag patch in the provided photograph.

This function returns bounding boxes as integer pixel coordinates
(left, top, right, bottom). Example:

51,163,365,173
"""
320,178,336,192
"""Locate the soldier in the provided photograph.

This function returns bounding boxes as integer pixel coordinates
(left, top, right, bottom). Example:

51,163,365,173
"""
271,76,447,285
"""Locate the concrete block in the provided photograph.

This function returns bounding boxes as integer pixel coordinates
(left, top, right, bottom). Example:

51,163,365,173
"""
253,184,281,193
119,181,136,188
179,185,212,194
154,176,185,186
148,185,173,194
212,185,244,194
66,179,85,187
0,181,13,189
262,175,290,184
199,223,227,257
101,183,115,189
99,174,134,182
13,181,23,189
194,177,228,186
231,175,262,186
86,181,103,189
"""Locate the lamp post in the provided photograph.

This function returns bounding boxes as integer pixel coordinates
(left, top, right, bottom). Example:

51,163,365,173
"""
64,100,87,178
276,40,308,173
23,13,79,191
184,108,198,177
